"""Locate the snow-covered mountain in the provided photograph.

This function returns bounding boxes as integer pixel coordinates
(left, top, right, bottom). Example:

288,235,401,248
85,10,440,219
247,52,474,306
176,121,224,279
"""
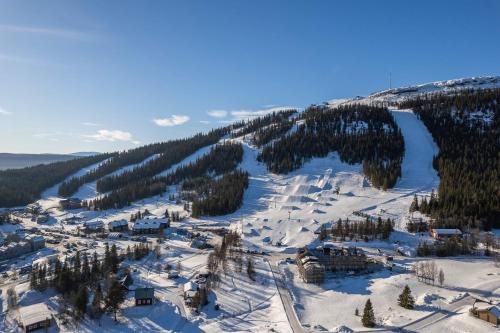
329,75,500,106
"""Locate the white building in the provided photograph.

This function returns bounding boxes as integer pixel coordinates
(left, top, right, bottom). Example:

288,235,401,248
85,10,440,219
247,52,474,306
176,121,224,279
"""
132,218,169,234
18,302,52,332
108,219,129,232
81,220,104,233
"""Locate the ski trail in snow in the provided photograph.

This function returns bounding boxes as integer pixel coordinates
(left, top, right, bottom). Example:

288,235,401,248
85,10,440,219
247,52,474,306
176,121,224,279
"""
391,109,439,193
74,153,162,200
40,157,113,199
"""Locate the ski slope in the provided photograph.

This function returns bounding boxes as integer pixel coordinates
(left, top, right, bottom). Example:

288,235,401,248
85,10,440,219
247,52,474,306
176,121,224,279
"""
73,153,161,200
227,108,440,250
391,109,439,191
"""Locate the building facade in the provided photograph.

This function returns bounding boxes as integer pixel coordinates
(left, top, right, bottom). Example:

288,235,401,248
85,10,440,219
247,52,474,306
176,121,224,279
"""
135,287,154,306
296,244,368,283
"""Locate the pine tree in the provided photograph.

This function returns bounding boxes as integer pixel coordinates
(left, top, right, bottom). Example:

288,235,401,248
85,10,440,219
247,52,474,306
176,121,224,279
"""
438,269,445,286
319,227,327,241
6,287,18,311
75,286,88,319
105,278,126,322
362,299,376,328
110,244,119,273
91,252,101,281
91,283,104,322
30,267,38,290
409,194,419,213
398,285,415,309
126,245,132,260
246,257,255,280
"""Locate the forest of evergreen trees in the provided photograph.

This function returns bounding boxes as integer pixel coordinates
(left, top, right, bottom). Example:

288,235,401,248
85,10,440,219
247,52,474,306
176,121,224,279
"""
60,127,231,196
191,170,249,217
58,139,217,197
251,119,295,147
231,109,297,139
400,89,500,229
83,142,245,212
0,153,113,207
258,105,404,189
327,217,394,241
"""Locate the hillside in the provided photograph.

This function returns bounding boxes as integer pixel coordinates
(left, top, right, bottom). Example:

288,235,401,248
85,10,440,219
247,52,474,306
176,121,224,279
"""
0,153,77,170
1,76,498,231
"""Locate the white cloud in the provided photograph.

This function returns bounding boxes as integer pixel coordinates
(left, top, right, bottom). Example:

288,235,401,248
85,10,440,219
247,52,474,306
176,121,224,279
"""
230,106,297,120
207,110,228,118
82,122,101,127
0,106,12,115
84,129,139,144
199,120,211,124
0,24,94,41
153,115,190,127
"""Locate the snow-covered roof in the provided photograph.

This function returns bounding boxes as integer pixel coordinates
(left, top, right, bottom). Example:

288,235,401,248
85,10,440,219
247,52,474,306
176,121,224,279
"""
475,302,500,317
133,218,167,230
184,281,197,292
108,219,128,227
490,306,500,317
25,235,44,242
474,302,493,310
83,220,104,229
300,256,318,265
432,229,462,235
19,303,52,326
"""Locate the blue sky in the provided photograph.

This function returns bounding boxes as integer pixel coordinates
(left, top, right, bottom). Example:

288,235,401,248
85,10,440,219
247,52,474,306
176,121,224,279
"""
0,0,499,153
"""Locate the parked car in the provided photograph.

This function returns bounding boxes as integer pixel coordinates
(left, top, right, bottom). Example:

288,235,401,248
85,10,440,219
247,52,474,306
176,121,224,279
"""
167,270,179,279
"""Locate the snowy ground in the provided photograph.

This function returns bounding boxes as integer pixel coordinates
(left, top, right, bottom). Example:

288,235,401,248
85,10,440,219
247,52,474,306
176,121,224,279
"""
283,257,500,332
228,109,439,251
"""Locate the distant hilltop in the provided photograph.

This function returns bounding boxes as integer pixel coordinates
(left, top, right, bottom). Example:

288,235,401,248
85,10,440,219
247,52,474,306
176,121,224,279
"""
0,153,77,170
69,152,101,157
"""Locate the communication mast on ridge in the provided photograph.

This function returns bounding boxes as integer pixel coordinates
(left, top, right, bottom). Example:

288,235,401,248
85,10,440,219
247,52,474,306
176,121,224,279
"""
389,72,392,89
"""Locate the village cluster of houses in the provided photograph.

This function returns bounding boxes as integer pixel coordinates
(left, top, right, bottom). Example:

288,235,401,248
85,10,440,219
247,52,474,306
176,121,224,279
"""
78,217,170,235
0,234,45,260
296,243,368,283
16,286,157,332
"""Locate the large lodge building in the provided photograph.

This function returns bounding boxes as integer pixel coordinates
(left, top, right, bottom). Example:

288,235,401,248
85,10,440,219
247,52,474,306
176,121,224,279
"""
297,243,368,283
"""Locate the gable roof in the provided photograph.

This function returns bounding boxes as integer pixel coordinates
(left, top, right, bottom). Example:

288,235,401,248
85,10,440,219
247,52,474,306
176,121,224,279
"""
135,287,154,299
19,303,52,326
432,228,462,235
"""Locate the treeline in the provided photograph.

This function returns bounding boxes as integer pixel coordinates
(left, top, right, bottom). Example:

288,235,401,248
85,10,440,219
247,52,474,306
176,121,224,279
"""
58,140,193,197
324,217,394,241
400,89,500,229
232,110,297,139
417,237,476,257
164,142,243,184
0,153,113,207
83,142,244,211
258,105,404,190
251,119,295,147
191,170,249,217
30,243,127,321
94,128,232,193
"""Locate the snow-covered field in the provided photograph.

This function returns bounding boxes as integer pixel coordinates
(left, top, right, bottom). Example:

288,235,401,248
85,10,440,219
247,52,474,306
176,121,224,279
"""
283,258,500,332
228,109,439,251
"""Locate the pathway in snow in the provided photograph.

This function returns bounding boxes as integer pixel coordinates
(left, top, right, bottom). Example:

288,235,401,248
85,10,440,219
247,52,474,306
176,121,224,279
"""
73,153,161,200
40,158,113,199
